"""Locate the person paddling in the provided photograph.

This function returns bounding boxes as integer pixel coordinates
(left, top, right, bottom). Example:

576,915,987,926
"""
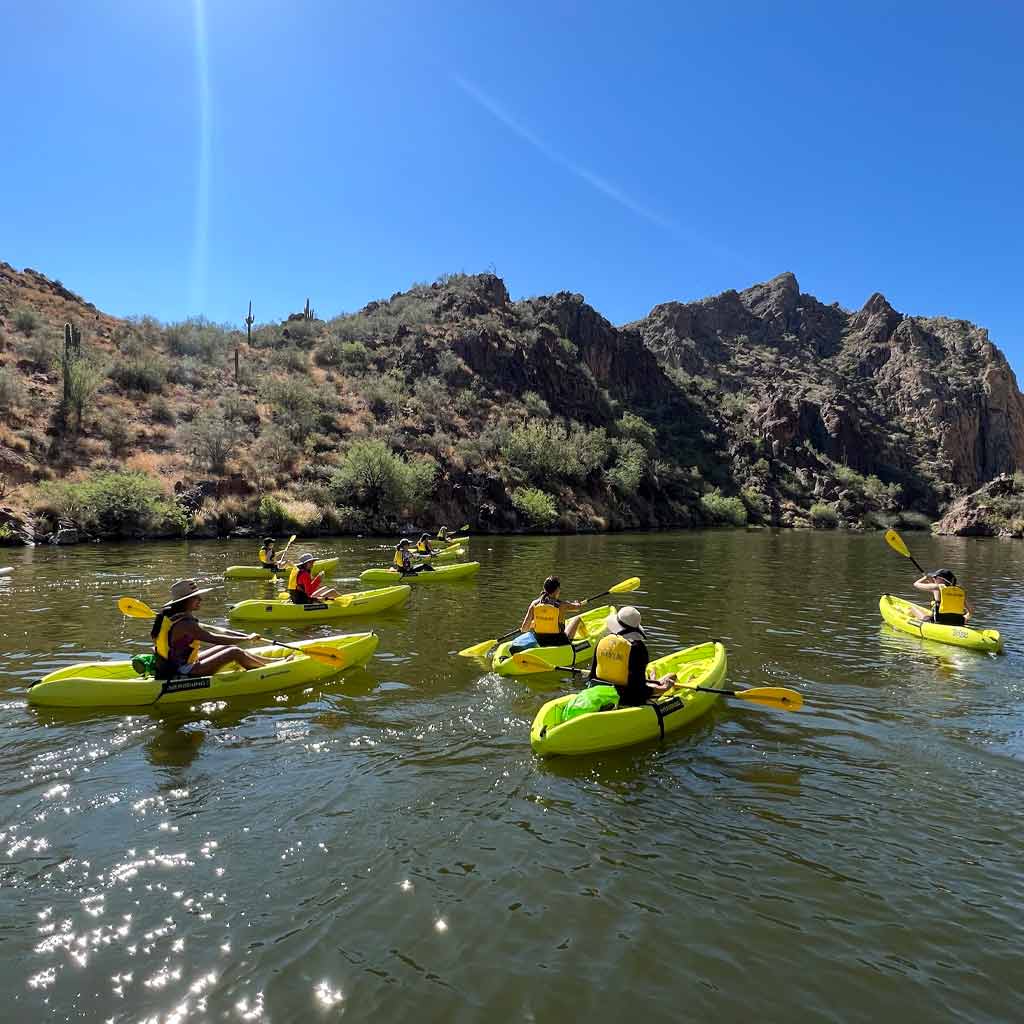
588,607,678,706
509,576,584,653
393,538,435,576
287,553,340,604
258,537,282,571
910,569,972,625
151,579,277,679
416,532,436,556
436,526,451,543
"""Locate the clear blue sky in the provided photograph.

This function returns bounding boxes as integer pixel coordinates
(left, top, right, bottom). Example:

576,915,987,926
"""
3,1,1022,371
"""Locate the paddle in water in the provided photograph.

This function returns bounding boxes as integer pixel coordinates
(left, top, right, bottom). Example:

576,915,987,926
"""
116,597,351,669
509,654,803,711
457,577,642,658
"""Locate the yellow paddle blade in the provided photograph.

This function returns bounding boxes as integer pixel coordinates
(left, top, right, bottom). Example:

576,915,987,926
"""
508,652,563,674
884,529,911,559
300,644,351,669
118,596,156,618
458,637,499,658
608,576,641,594
732,686,803,711
330,594,356,608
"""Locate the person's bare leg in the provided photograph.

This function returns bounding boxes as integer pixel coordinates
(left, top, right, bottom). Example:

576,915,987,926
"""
192,646,273,674
565,615,581,640
313,586,340,600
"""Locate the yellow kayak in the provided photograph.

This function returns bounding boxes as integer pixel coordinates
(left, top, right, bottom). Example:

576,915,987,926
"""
225,556,338,581
415,545,466,564
28,633,379,708
879,594,1002,653
530,641,728,756
227,585,410,622
359,561,480,584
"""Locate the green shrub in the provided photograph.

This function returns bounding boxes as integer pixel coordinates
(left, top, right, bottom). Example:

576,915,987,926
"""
149,395,176,425
329,440,436,520
265,379,322,442
700,488,748,526
0,367,25,412
365,371,407,420
108,351,167,394
14,307,39,335
24,333,58,370
896,510,933,531
98,413,133,455
522,391,551,417
252,425,301,469
165,318,233,363
512,486,558,528
33,471,186,537
62,352,105,433
183,405,248,473
741,487,770,519
810,502,839,528
503,421,610,484
316,336,371,373
606,438,647,493
616,412,656,451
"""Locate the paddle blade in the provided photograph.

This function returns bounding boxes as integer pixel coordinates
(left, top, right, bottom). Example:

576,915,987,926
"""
458,524,470,532
608,576,641,594
733,686,803,711
884,529,911,559
458,637,499,658
508,652,559,674
118,597,156,618
300,644,351,669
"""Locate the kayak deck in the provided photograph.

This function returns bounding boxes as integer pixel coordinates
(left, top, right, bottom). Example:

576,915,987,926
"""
225,556,338,581
491,605,613,676
227,585,410,622
28,632,379,708
879,594,1002,653
530,641,727,756
359,561,480,584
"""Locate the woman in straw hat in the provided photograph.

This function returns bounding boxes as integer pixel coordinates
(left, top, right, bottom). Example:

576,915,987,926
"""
151,579,278,679
286,553,341,603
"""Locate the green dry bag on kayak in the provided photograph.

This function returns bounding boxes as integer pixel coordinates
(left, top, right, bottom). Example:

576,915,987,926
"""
561,685,619,722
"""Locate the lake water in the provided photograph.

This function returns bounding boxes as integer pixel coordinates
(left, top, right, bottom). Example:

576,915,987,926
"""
1,530,1022,1022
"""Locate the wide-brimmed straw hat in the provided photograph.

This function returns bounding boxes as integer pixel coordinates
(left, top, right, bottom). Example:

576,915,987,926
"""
165,579,213,608
606,606,645,637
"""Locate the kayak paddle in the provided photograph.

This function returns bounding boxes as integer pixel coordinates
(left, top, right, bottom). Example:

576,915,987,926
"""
884,528,926,576
510,654,803,710
457,576,641,658
116,597,351,669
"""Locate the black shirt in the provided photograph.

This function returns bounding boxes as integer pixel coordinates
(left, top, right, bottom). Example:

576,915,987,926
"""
589,632,650,706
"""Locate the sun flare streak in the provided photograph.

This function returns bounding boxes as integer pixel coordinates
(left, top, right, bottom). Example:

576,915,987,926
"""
191,0,211,311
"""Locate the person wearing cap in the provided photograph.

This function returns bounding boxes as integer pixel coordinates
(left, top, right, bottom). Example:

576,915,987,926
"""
258,537,282,571
415,533,436,556
286,554,340,604
393,539,434,575
510,576,584,653
910,568,972,625
150,579,276,679
436,526,451,543
587,606,677,706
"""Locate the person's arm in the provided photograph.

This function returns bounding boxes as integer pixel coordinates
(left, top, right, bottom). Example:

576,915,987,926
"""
912,575,937,592
635,642,675,692
520,602,535,632
964,600,973,621
191,620,259,644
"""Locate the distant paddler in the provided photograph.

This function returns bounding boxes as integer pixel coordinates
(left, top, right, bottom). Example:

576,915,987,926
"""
287,553,341,604
416,532,437,556
394,538,435,575
435,526,452,543
258,537,282,571
152,579,278,679
910,568,972,625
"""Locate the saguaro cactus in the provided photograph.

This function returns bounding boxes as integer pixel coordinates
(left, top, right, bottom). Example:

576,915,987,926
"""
239,300,254,385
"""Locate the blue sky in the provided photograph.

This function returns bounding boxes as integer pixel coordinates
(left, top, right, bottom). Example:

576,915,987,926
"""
2,1,1022,372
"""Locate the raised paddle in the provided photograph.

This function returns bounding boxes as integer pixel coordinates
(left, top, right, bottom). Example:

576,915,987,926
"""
884,528,926,576
116,597,351,669
510,654,803,711
274,533,298,570
456,576,642,658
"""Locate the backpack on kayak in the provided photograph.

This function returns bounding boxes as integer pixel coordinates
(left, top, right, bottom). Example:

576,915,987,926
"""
560,684,619,722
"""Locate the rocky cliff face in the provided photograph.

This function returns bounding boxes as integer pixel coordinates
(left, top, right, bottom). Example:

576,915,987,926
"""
631,272,1024,504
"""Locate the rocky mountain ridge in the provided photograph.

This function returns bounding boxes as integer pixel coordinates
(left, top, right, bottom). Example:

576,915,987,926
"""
0,260,1022,542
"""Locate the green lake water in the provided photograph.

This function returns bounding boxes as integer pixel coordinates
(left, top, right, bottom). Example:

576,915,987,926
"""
1,530,1022,1022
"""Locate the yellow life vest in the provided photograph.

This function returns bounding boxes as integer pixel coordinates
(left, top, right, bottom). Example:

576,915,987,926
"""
152,613,200,666
532,601,562,636
417,542,429,554
259,547,271,564
287,566,300,591
594,633,633,685
394,549,407,569
937,585,966,616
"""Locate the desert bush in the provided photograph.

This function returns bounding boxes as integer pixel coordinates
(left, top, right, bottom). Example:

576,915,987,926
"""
616,412,657,451
258,494,322,532
165,318,233,363
700,488,748,526
329,440,436,520
183,405,247,473
251,425,301,470
896,510,933,531
108,349,168,394
24,333,58,370
511,486,558,528
14,307,39,335
606,438,647,493
33,470,186,537
97,413,133,455
810,502,839,528
221,391,260,426
265,379,322,442
436,348,468,385
316,336,371,373
149,395,176,425
62,353,105,433
0,367,25,412
522,391,551,418
412,377,448,418
364,371,407,420
741,486,770,519
278,344,308,373
503,421,609,484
